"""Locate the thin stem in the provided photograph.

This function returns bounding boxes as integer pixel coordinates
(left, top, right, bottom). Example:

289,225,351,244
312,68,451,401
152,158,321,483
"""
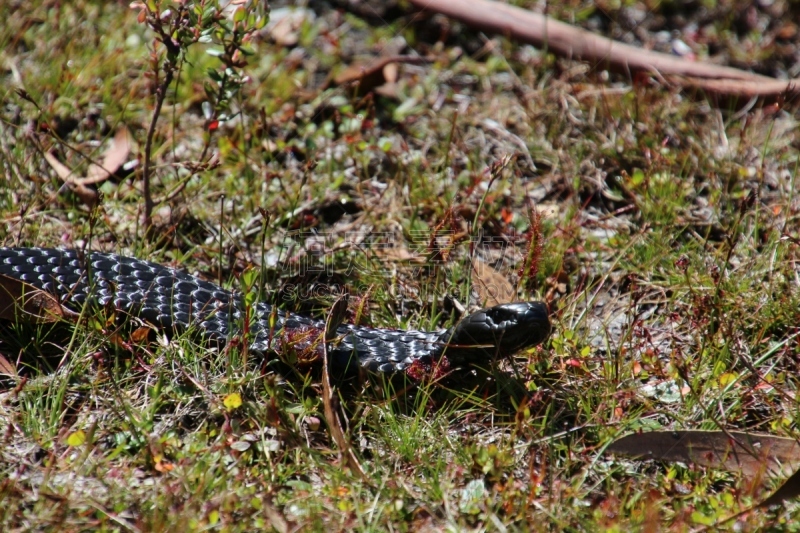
142,65,174,236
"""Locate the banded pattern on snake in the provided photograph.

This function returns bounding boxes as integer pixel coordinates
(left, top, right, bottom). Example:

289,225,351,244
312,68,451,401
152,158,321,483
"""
0,247,550,376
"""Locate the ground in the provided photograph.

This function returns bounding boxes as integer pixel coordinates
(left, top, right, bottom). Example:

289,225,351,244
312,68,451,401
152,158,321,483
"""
2,0,800,530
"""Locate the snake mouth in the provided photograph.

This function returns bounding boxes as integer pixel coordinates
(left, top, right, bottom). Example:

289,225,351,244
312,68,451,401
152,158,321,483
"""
446,301,551,359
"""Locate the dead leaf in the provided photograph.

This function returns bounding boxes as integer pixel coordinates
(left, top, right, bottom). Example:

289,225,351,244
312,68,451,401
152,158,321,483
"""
269,16,299,46
607,430,800,479
43,126,133,208
153,460,174,473
45,126,132,186
263,500,289,533
83,126,132,185
382,62,398,84
0,274,76,323
43,151,73,181
130,326,153,343
372,246,426,265
0,353,17,378
64,181,101,207
334,56,431,96
471,259,515,307
545,270,570,302
259,7,315,47
262,139,279,153
374,83,400,100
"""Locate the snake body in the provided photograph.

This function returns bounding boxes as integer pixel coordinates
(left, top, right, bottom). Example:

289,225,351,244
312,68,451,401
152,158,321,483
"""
0,247,550,376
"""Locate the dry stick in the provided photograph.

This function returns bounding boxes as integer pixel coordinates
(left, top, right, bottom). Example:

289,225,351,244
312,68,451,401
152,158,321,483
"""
142,3,184,236
321,293,370,483
142,66,173,234
408,0,800,101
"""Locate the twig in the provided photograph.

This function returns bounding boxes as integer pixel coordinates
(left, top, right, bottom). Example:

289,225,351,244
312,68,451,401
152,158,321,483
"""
141,29,179,235
408,0,800,102
321,293,370,482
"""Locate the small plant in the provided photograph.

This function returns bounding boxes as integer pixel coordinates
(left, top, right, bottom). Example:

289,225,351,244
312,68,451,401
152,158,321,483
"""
130,0,268,234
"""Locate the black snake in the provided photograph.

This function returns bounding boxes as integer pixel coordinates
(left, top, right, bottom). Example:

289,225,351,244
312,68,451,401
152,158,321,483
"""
0,247,551,376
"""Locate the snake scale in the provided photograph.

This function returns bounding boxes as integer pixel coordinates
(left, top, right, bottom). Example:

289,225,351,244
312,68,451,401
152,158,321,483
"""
0,247,551,376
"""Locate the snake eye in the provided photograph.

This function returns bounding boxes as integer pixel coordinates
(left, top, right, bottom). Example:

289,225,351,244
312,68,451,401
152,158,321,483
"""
485,302,549,328
485,305,521,328
484,302,551,350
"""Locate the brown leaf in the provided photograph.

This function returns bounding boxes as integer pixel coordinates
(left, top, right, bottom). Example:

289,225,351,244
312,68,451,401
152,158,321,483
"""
333,56,431,96
263,500,289,533
261,8,314,47
607,430,800,479
269,17,299,47
372,246,425,265
130,326,152,343
374,83,400,100
0,274,76,323
43,151,74,181
83,126,132,185
472,259,515,307
0,353,17,378
43,127,132,208
382,62,398,84
66,182,101,208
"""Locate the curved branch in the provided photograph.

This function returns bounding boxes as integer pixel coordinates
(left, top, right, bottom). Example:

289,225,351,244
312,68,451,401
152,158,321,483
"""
409,0,800,102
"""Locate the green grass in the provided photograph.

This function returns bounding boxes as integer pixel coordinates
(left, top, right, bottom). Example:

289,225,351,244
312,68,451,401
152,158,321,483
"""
2,0,800,530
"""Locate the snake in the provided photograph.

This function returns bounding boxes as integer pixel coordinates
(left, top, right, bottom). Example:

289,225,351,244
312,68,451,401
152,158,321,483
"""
0,247,551,377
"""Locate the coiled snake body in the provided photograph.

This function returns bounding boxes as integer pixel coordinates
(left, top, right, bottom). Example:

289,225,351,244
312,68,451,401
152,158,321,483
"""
0,247,550,376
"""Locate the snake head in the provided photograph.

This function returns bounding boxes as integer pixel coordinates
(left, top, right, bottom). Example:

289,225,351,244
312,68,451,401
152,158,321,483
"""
446,301,551,361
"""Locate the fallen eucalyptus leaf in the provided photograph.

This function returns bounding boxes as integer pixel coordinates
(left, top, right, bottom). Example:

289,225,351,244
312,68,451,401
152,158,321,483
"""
607,430,800,479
